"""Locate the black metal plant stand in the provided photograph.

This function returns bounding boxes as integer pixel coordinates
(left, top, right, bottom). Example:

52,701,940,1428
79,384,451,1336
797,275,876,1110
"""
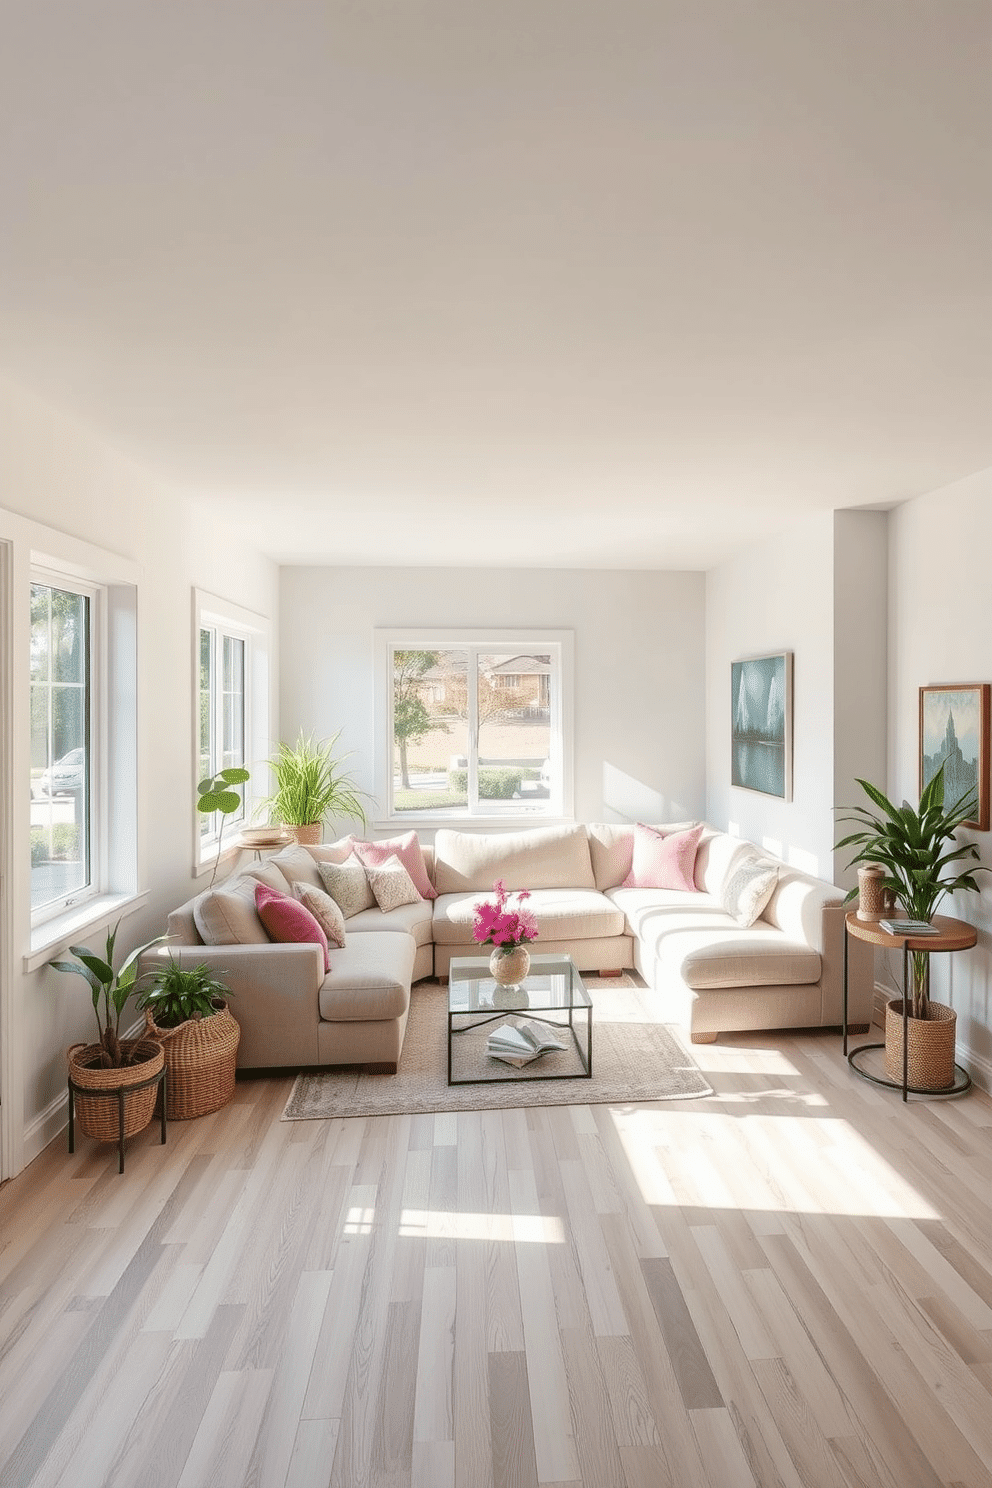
68,1065,168,1174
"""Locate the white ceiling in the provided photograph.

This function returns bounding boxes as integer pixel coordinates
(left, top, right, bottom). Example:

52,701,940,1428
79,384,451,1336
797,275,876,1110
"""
1,2,990,569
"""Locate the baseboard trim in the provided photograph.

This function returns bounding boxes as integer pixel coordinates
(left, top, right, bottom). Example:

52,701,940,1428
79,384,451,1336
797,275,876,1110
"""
24,1089,69,1167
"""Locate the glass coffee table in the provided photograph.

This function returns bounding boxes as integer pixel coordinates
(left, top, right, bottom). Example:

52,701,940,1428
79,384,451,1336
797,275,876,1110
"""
447,953,593,1086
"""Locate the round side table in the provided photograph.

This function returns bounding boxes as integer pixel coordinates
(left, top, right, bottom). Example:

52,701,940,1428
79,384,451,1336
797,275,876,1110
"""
843,911,976,1102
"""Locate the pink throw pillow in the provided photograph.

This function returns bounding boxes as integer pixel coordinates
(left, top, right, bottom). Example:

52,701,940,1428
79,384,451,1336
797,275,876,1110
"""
254,883,330,971
621,823,704,892
353,831,436,900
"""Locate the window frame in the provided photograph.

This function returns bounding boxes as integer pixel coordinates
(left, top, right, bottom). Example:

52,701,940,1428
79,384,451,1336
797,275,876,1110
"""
29,568,103,929
375,628,574,828
192,590,269,876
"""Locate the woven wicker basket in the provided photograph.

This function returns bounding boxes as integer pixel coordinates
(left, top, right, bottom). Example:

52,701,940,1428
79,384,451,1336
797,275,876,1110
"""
286,823,322,846
884,999,957,1090
67,1038,165,1142
145,1001,240,1120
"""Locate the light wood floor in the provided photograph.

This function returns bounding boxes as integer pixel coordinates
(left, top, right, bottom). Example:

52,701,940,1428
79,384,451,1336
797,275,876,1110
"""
3,1030,992,1488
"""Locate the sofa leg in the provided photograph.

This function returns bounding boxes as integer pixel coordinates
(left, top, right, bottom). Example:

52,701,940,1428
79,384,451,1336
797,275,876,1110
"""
690,1032,717,1045
599,969,623,979
364,1062,398,1075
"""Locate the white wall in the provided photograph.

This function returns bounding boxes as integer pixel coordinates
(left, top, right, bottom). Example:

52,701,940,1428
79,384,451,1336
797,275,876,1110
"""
278,566,707,834
0,377,279,1174
705,509,888,881
889,468,992,1083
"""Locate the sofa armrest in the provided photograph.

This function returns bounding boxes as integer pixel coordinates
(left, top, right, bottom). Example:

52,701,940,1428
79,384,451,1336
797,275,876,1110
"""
764,873,844,953
141,942,325,1068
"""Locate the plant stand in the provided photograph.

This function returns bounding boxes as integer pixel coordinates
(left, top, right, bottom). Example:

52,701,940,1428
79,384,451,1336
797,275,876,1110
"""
843,912,976,1102
68,1065,168,1174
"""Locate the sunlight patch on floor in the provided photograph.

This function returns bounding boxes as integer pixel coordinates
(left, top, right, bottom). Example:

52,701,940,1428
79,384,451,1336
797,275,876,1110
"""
397,1209,565,1243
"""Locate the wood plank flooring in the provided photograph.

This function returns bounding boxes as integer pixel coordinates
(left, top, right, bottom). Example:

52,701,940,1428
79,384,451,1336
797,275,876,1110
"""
3,1029,992,1487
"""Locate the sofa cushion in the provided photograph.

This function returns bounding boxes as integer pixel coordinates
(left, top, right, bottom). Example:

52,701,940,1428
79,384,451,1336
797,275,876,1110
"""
623,823,704,892
678,936,821,990
432,887,624,946
318,932,415,1022
354,831,437,900
255,883,330,971
346,897,435,947
238,861,292,893
364,853,422,912
292,882,347,948
721,856,778,928
433,823,595,894
269,837,357,891
193,880,270,945
318,854,376,917
693,830,777,897
588,821,698,890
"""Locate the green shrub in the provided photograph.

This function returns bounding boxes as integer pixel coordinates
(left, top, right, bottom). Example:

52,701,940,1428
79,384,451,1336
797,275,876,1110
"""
448,767,525,799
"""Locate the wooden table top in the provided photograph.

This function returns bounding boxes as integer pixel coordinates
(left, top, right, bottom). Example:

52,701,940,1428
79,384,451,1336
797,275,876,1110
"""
845,910,978,953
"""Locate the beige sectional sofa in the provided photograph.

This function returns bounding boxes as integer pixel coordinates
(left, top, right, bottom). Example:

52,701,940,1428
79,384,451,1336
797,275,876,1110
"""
154,821,873,1071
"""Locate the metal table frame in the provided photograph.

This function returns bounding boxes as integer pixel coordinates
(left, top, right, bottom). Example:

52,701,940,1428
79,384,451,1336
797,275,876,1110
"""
447,954,593,1087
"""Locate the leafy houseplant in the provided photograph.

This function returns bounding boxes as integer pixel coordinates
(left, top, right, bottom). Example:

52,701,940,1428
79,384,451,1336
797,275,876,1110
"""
52,919,168,1068
137,959,240,1120
197,766,251,886
835,763,986,1020
261,730,369,844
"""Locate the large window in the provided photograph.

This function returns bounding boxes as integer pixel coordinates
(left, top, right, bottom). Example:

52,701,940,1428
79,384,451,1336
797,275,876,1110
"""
198,624,247,844
30,580,94,919
193,590,270,872
379,632,572,822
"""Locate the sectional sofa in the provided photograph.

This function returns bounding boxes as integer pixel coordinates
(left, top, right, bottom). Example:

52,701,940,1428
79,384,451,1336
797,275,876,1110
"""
152,821,873,1070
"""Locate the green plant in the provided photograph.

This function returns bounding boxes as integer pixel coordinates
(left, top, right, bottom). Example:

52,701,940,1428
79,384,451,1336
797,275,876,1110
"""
197,765,251,886
835,763,987,1017
51,919,169,1068
448,766,525,799
261,730,369,830
137,959,232,1029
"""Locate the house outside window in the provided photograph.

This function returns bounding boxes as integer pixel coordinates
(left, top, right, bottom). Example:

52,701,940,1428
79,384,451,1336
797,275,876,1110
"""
30,579,96,920
378,631,572,823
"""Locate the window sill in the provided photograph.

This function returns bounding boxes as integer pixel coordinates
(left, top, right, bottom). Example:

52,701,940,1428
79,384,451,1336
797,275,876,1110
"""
372,813,574,835
26,890,151,974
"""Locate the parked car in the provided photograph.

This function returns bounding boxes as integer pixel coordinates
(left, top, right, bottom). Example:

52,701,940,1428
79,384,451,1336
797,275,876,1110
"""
38,747,85,798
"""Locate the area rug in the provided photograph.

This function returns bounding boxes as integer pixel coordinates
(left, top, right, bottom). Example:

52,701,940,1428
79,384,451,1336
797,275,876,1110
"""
282,978,712,1120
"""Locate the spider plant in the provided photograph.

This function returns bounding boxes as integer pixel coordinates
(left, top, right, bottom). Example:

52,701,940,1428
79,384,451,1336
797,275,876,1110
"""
835,762,987,1017
260,730,369,830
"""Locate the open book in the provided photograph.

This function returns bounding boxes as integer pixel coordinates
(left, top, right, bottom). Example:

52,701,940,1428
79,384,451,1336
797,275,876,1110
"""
487,1019,569,1067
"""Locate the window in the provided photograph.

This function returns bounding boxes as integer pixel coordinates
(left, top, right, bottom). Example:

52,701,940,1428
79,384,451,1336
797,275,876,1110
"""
198,625,247,843
30,579,96,920
378,631,572,822
193,591,269,871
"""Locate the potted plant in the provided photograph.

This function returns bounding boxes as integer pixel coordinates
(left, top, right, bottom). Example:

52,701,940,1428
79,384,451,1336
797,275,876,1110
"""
835,762,987,1087
261,730,369,845
138,959,240,1120
472,879,539,998
52,919,169,1143
197,765,251,886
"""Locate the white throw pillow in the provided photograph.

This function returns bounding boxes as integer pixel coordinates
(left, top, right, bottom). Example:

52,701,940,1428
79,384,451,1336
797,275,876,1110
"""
292,882,347,948
317,854,376,918
721,857,778,928
364,853,421,912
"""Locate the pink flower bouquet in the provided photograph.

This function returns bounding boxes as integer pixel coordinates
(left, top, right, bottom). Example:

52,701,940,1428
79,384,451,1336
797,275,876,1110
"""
472,879,539,951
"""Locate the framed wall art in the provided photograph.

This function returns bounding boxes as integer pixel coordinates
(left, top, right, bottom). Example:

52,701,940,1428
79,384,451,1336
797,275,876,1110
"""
731,652,793,801
919,683,990,830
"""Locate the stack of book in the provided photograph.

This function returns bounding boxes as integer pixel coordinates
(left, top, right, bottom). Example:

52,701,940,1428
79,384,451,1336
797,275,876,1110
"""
880,917,939,937
487,1019,568,1067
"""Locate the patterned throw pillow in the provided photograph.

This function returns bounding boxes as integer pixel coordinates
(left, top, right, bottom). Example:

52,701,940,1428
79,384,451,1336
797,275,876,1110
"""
621,822,704,892
317,854,376,918
353,831,436,899
363,853,421,912
292,882,347,948
721,857,778,927
254,883,330,970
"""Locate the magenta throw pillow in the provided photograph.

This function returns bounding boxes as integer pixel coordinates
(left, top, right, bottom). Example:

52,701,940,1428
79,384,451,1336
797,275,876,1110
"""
254,883,330,970
621,822,704,892
353,831,436,899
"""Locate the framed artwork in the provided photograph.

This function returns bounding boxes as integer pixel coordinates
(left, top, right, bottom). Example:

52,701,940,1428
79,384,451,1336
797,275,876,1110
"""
731,652,793,800
919,683,990,830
